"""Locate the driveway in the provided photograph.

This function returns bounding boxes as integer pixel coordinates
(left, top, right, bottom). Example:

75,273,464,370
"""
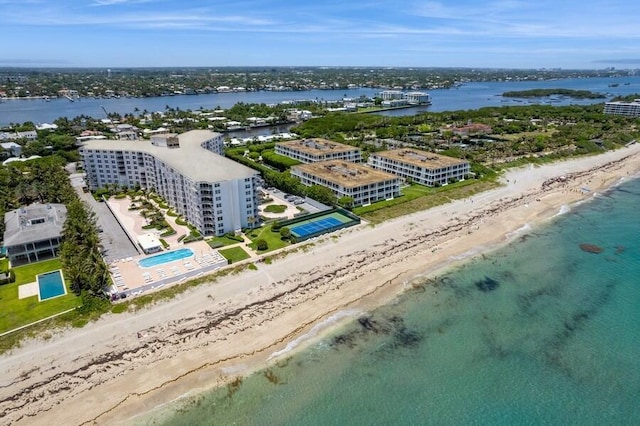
69,172,140,262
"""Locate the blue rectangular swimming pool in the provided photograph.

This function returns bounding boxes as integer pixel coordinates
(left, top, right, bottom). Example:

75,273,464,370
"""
37,270,67,301
138,248,194,268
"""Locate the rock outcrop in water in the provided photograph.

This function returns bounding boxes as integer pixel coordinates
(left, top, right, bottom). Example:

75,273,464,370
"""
579,243,603,254
475,276,500,292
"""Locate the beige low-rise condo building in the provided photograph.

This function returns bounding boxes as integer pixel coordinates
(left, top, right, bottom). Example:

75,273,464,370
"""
291,160,400,206
79,130,260,236
368,149,470,187
275,139,362,163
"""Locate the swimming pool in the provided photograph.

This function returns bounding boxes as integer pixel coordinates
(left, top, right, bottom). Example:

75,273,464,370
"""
37,270,67,301
138,248,194,268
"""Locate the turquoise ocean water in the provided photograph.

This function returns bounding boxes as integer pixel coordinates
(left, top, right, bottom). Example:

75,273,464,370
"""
149,178,640,426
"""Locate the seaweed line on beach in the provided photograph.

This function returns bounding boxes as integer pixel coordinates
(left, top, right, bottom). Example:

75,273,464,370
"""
1,150,638,425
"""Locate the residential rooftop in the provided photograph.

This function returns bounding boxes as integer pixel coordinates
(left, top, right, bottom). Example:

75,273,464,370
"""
80,130,257,182
277,138,360,155
3,203,67,247
293,160,398,188
372,148,468,169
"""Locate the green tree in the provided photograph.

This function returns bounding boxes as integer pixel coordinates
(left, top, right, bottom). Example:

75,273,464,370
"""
279,227,291,240
256,239,268,251
337,196,354,209
60,199,109,296
305,185,336,206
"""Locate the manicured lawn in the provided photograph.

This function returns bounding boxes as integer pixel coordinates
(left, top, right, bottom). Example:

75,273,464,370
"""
264,204,287,213
207,235,245,248
0,259,81,334
219,247,250,263
0,258,8,272
354,180,500,223
247,224,291,253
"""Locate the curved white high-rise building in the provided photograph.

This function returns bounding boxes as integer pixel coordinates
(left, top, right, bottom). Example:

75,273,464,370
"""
79,130,260,236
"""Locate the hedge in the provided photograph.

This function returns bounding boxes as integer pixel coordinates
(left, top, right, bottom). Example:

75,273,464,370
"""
160,228,176,237
224,233,245,242
0,270,16,285
183,234,204,244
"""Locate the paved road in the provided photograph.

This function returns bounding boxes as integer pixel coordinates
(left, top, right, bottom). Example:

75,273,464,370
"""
68,172,139,262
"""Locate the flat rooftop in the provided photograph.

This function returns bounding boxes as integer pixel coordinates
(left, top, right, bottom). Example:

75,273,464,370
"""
293,160,398,188
605,100,640,105
277,138,360,156
81,130,257,182
372,148,468,169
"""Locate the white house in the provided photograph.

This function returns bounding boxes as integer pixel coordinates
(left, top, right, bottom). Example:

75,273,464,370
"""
3,204,67,266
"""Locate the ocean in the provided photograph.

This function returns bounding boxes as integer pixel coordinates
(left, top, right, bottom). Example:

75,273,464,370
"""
143,177,640,425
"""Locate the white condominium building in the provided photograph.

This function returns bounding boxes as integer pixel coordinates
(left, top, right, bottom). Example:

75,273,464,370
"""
380,90,405,100
275,139,362,163
291,160,400,207
380,90,431,105
368,149,470,187
603,100,640,117
79,130,260,236
404,91,431,105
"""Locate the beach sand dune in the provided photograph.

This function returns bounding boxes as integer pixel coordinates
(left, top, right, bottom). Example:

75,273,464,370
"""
1,145,640,425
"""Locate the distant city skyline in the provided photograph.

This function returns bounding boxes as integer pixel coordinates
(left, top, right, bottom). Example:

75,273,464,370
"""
2,0,640,69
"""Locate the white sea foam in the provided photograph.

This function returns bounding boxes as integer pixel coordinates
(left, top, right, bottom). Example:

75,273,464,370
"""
506,223,531,240
449,246,484,261
554,205,571,217
268,309,361,360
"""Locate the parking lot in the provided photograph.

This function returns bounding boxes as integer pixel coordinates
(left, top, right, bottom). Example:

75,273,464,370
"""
265,188,330,216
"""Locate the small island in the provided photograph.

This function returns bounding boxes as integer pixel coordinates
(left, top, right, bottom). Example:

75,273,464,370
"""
502,88,606,99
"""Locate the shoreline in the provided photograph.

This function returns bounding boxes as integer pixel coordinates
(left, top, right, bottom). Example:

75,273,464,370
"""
1,145,640,425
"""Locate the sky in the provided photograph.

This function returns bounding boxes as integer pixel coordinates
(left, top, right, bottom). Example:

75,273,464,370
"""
2,0,640,69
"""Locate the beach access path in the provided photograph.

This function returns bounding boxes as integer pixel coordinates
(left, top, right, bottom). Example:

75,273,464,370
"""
2,144,640,425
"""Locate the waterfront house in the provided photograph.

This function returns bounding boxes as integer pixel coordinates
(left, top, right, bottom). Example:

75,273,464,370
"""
3,204,67,266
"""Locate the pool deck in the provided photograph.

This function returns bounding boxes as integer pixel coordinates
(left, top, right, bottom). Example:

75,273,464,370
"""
106,197,191,248
108,240,227,297
18,282,39,299
103,196,233,297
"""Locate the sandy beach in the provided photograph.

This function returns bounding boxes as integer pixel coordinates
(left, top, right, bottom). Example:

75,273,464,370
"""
2,145,640,425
